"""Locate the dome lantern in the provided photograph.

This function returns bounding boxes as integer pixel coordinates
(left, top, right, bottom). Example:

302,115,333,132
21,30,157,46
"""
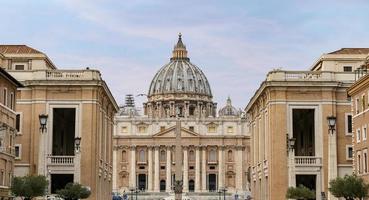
171,33,189,61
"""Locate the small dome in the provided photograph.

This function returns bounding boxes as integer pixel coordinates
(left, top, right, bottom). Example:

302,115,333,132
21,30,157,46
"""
219,97,239,117
148,34,212,97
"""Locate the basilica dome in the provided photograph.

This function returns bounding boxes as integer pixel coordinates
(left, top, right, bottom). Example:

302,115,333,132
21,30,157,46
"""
148,34,212,98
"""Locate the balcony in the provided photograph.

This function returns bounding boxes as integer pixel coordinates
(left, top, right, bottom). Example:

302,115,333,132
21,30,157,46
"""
47,155,74,166
294,156,322,167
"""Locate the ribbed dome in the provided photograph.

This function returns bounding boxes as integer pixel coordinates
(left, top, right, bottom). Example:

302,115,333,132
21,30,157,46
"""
148,34,212,97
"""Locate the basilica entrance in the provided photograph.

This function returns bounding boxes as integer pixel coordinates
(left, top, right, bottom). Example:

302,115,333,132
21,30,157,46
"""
189,180,195,192
160,180,166,192
138,174,146,191
208,174,217,191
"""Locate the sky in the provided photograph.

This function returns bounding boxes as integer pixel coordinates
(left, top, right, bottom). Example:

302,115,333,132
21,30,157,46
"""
1,0,369,109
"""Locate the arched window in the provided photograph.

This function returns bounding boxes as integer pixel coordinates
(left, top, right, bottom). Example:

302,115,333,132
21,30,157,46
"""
189,150,195,162
228,150,233,162
122,150,127,162
139,149,145,162
209,149,216,162
160,150,166,161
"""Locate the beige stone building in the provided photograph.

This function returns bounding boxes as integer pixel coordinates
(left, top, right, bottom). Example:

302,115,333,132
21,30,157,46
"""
113,35,250,199
245,48,369,200
348,55,369,183
0,45,118,200
0,67,22,199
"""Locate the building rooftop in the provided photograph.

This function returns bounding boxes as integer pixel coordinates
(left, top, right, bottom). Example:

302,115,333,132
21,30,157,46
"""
328,48,369,55
0,45,43,54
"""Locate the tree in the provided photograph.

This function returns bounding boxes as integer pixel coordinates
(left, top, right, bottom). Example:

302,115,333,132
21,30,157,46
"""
329,174,369,200
286,185,315,200
11,175,48,200
56,182,91,200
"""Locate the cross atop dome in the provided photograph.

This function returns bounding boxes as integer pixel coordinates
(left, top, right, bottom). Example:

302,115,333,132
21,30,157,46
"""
171,33,189,61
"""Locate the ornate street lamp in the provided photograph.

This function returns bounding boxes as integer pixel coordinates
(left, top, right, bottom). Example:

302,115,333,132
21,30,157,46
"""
38,114,48,133
288,137,296,151
219,187,227,200
74,137,82,152
327,116,337,133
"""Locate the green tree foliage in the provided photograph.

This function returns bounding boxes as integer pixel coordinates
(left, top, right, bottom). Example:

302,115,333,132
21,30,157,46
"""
286,185,315,200
329,174,369,200
56,182,91,200
11,175,48,200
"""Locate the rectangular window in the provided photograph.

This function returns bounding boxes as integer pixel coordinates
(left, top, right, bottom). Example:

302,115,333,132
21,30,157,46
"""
121,126,128,133
138,126,147,133
343,66,353,72
357,129,361,143
15,113,21,134
356,98,360,114
364,126,368,141
189,126,194,132
10,93,14,110
227,126,234,133
14,65,24,70
358,152,362,174
345,114,353,135
364,150,368,173
2,88,7,106
346,146,353,160
363,94,367,111
14,145,21,159
208,126,216,133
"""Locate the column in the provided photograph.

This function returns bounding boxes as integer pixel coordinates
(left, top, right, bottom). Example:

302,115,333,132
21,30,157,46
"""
288,147,296,187
112,148,117,191
183,147,189,192
236,146,243,191
328,131,338,200
218,147,224,189
148,146,153,192
38,126,47,176
154,146,160,192
195,147,201,192
201,146,207,191
130,146,136,188
166,146,172,192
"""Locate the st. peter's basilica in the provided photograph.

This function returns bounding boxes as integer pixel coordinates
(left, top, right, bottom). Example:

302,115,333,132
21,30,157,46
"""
112,34,250,199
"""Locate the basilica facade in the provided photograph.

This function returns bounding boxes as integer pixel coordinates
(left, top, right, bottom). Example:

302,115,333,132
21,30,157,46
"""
112,35,250,198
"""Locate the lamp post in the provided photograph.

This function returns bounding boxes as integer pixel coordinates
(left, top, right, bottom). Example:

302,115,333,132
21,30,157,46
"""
217,190,222,200
327,115,337,200
219,187,227,200
38,114,48,197
129,188,134,200
287,135,296,188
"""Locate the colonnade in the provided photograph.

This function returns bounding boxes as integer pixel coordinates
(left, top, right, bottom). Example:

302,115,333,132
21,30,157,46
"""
113,145,246,193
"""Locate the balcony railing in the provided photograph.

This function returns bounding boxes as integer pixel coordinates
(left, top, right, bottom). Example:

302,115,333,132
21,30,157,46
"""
47,156,74,166
266,70,355,82
8,69,102,81
294,156,322,166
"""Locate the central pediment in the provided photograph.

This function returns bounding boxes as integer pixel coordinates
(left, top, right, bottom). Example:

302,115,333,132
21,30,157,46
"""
153,126,200,138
